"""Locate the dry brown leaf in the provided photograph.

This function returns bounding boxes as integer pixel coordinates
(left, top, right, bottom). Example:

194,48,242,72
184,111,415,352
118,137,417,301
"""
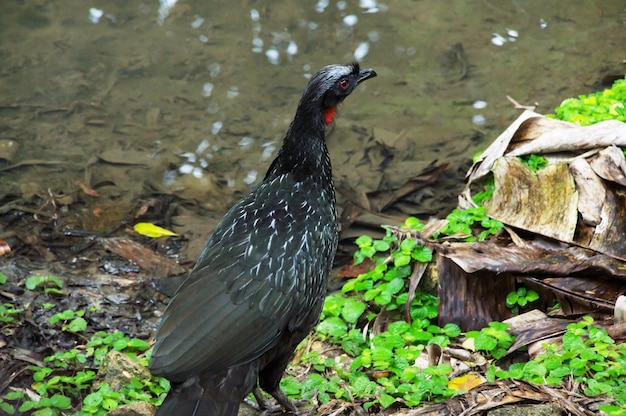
75,180,100,197
589,144,626,185
508,119,626,157
486,158,578,242
569,157,605,226
466,110,541,182
336,257,375,279
100,237,186,278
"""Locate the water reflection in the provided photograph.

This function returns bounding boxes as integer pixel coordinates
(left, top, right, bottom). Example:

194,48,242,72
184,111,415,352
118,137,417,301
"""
157,0,178,26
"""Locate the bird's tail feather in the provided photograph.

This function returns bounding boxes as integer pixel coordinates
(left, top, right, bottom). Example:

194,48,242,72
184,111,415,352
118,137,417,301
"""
155,395,240,416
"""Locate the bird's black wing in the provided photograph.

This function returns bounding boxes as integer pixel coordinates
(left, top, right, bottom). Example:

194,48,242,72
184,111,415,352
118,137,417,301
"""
149,174,333,382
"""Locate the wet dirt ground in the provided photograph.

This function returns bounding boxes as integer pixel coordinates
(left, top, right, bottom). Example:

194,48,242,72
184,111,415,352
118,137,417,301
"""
1,0,625,414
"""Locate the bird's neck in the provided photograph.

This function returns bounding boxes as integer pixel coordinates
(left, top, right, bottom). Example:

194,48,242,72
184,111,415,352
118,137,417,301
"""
264,106,332,183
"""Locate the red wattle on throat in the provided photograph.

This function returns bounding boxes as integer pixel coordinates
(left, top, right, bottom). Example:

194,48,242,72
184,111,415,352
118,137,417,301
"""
322,106,337,125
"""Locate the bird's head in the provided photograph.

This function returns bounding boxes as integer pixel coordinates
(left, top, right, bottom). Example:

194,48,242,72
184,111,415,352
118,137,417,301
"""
267,63,376,179
299,62,377,125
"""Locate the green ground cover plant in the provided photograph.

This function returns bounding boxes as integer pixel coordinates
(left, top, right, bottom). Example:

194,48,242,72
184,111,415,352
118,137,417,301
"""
0,274,168,416
549,79,626,125
285,214,626,412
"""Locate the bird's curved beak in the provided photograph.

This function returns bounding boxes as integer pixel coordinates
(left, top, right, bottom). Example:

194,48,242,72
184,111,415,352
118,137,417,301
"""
357,68,377,84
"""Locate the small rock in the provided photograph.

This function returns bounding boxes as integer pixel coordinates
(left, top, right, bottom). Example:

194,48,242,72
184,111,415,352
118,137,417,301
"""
106,401,156,416
95,350,152,391
0,139,19,162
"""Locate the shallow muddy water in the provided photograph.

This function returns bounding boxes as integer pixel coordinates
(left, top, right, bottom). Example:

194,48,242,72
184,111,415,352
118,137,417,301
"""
0,0,624,226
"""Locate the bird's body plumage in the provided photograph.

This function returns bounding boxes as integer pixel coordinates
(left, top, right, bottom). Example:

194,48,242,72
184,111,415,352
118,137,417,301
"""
149,63,376,416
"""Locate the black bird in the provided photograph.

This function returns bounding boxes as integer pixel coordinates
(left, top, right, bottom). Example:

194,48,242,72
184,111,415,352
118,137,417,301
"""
149,63,376,416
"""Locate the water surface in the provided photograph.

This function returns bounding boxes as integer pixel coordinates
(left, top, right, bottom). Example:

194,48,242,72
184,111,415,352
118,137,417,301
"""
0,0,624,219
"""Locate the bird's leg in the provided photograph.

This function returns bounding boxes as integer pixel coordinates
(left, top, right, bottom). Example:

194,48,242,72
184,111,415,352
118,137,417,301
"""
265,387,298,413
249,386,310,415
250,386,281,412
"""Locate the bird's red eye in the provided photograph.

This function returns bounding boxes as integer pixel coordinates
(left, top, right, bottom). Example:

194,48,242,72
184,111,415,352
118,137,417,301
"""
339,79,349,90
